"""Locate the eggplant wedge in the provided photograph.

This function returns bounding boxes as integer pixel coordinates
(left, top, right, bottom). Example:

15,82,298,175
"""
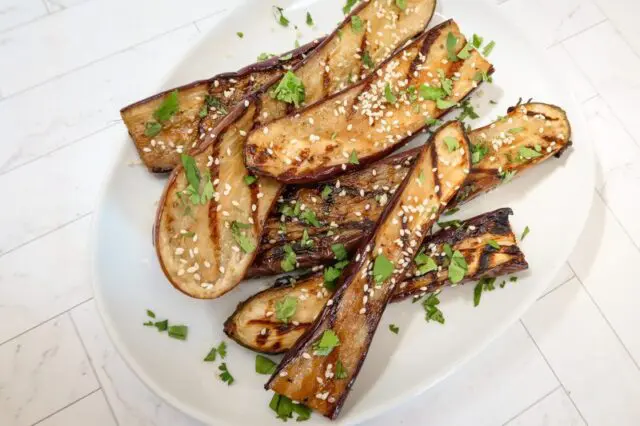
266,121,471,418
226,208,527,354
245,20,493,184
248,102,570,277
154,0,437,299
120,41,318,172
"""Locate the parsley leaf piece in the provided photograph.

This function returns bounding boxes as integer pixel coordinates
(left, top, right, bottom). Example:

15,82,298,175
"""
180,154,200,193
419,84,445,101
144,121,162,137
203,346,218,362
472,33,484,48
256,354,277,375
300,209,321,227
520,226,530,241
231,221,255,253
335,360,348,379
448,250,468,284
437,69,453,95
443,207,460,216
471,142,489,164
205,95,227,115
154,320,168,332
279,53,293,61
519,146,542,160
510,276,518,282
443,243,453,259
331,243,348,260
275,296,298,324
436,98,456,110
457,42,473,60
443,136,460,152
146,309,156,318
301,228,313,247
483,40,496,57
389,324,399,334
257,52,276,61
218,363,234,385
425,117,443,127
384,83,397,103
396,0,407,10
217,341,227,359
321,185,332,200
153,90,179,123
351,15,363,32
269,393,312,421
487,239,500,249
349,150,359,165
168,325,188,340
423,292,445,324
306,12,314,26
281,244,297,272
473,277,496,307
273,70,305,107
446,32,459,62
343,0,357,14
499,169,517,183
438,219,462,229
323,266,342,290
362,50,375,69
273,6,290,27
236,32,244,38
314,330,340,356
415,250,437,275
373,254,394,284
244,175,257,185
198,104,208,118
457,99,479,121
143,321,154,326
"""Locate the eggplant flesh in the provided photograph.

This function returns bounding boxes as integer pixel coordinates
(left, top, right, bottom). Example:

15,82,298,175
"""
244,20,493,183
248,102,570,277
153,0,437,299
225,207,527,355
120,42,318,173
266,121,471,418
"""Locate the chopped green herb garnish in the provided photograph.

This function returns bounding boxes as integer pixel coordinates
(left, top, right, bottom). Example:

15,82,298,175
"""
198,104,208,118
279,53,293,61
499,169,517,183
146,309,156,318
389,324,399,334
168,324,188,340
273,70,305,107
300,209,321,227
218,363,234,385
269,393,312,421
258,52,276,61
349,150,359,165
323,266,342,290
471,142,489,164
448,250,468,284
154,319,168,331
444,207,460,216
508,127,525,134
384,83,397,103
472,34,484,48
518,146,542,160
446,32,459,62
443,243,453,259
510,276,518,282
436,98,456,110
273,6,290,27
256,355,277,375
438,219,462,229
473,277,495,306
362,50,375,69
395,0,407,10
306,12,314,26
520,226,530,241
415,250,437,275
457,99,479,121
483,40,496,57
313,330,340,356
438,69,453,95
203,341,227,362
231,221,255,253
244,175,257,185
180,154,200,193
418,169,425,185
236,32,244,38
425,117,443,127
321,185,332,200
335,360,348,379
343,0,358,14
300,228,313,247
331,243,348,260
473,70,493,83
275,296,297,324
373,254,394,284
205,95,227,115
443,136,459,152
423,292,444,324
487,239,500,249
457,42,473,60
419,84,445,101
153,90,179,123
144,121,162,137
351,15,363,32
281,245,297,272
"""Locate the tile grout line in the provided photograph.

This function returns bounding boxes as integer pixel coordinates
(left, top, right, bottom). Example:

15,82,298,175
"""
593,189,640,253
0,122,120,178
547,18,608,49
0,7,226,103
500,385,562,426
590,0,640,63
40,0,53,14
0,212,91,260
519,320,589,425
536,272,576,301
31,387,102,426
566,262,640,371
0,297,94,348
70,311,121,426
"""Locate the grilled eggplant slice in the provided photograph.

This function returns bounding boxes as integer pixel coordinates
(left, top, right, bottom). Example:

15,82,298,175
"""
248,102,570,277
245,20,493,183
266,121,470,418
154,0,437,299
121,41,318,172
226,208,527,354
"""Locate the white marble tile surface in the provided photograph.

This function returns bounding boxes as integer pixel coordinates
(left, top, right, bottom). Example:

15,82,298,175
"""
37,391,116,426
505,387,585,426
43,0,93,14
0,0,47,33
0,315,98,426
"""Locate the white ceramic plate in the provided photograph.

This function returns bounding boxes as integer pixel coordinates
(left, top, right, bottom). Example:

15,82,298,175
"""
92,0,595,424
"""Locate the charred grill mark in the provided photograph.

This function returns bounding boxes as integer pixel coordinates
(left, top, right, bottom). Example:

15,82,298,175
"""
430,142,441,195
256,329,269,346
208,144,221,269
523,110,559,121
357,29,369,78
322,54,332,95
554,140,572,158
477,245,493,273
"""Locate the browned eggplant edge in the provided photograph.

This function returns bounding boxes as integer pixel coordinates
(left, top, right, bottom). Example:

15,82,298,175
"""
391,207,528,301
265,121,471,419
245,20,494,184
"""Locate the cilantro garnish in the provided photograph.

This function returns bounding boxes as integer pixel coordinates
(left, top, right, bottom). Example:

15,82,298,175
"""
236,32,244,38
436,98,456,110
487,239,500,249
457,99,479,121
146,309,156,318
321,185,332,200
204,341,227,362
168,325,188,340
306,12,314,26
331,244,348,260
349,150,359,165
218,363,234,385
144,121,162,137
362,50,375,69
373,254,394,284
269,393,312,421
473,276,496,306
335,360,348,379
323,266,342,290
448,250,468,283
231,221,255,253
446,32,459,62
351,15,363,32
443,136,459,152
244,175,257,185
279,53,293,61
313,330,340,356
389,324,399,334
425,117,443,127
483,40,496,57
257,52,276,61
438,70,453,95
273,6,290,27
395,0,407,10
384,83,397,103
443,207,459,216
438,219,462,229
417,169,425,185
153,90,179,123
423,292,444,324
518,146,542,160
343,0,358,14
300,228,313,247
273,70,305,107
457,42,473,60
472,34,483,48
281,244,297,272
470,142,488,164
300,209,321,227
275,296,298,324
255,355,277,375
520,226,530,241
419,84,445,101
415,250,437,276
